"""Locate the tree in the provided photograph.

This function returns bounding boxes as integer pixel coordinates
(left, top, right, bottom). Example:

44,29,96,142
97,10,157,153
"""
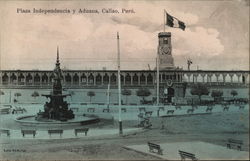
231,90,238,98
0,90,4,96
14,92,22,103
136,88,151,102
122,89,132,105
87,91,95,103
190,83,209,104
211,90,223,102
31,91,39,99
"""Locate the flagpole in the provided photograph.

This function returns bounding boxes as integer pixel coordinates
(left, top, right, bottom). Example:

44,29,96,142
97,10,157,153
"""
163,10,166,32
156,53,160,106
117,32,123,135
107,83,110,109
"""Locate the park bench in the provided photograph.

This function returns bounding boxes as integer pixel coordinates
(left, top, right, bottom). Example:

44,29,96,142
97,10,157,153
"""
147,142,163,155
145,111,153,117
74,128,89,136
12,107,27,114
130,103,137,105
139,107,146,112
187,109,194,114
48,129,63,138
87,108,95,112
121,108,127,112
206,106,213,112
223,105,229,111
0,108,10,114
0,129,10,137
239,105,245,110
167,110,174,114
103,108,110,113
21,130,36,138
175,105,182,110
80,103,87,105
179,150,198,161
227,139,243,151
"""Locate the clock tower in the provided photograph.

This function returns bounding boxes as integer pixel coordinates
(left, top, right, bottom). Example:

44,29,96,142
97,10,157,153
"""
158,32,175,69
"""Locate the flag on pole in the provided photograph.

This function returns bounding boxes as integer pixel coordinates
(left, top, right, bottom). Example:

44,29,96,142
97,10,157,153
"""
166,12,186,31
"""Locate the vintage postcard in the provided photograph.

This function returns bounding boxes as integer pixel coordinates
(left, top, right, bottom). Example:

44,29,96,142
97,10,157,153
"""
0,0,249,160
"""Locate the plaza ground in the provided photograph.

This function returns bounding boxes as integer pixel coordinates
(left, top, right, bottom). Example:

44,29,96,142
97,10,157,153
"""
0,103,249,160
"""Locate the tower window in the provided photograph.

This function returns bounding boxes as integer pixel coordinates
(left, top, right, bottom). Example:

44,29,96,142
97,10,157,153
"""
163,38,168,44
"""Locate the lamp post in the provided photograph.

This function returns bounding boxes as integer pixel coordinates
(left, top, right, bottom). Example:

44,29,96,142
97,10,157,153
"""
117,32,123,135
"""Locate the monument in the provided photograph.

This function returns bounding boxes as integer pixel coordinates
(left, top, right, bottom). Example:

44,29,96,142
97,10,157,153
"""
158,32,175,70
36,47,74,121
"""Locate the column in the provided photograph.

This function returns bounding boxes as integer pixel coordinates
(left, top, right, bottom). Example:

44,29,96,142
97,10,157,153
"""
16,73,19,85
131,73,133,85
187,73,191,83
93,73,96,86
138,73,141,85
86,73,89,86
70,73,73,86
32,73,35,85
39,73,42,85
193,74,198,83
201,73,205,83
101,73,104,85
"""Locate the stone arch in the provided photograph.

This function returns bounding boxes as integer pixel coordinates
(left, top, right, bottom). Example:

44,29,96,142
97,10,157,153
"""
10,73,17,84
96,73,102,85
140,74,146,85
88,73,94,85
49,73,54,83
125,73,131,85
103,73,109,85
65,73,72,85
18,73,25,85
26,73,33,85
2,73,8,85
133,74,138,85
34,73,40,85
73,73,79,85
81,73,87,85
110,73,116,85
147,74,153,84
42,73,48,84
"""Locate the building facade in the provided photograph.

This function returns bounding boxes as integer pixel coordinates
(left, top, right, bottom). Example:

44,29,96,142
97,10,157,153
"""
0,32,249,104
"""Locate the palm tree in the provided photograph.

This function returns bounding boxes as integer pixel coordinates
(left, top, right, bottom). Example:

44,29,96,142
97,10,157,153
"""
87,91,95,104
122,89,132,105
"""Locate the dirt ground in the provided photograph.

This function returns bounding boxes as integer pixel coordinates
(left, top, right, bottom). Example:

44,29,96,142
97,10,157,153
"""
0,109,249,160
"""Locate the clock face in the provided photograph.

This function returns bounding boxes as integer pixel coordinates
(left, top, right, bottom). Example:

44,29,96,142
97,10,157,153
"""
160,46,171,55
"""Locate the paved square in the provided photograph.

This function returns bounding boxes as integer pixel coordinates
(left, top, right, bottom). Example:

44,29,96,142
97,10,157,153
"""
127,141,249,160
